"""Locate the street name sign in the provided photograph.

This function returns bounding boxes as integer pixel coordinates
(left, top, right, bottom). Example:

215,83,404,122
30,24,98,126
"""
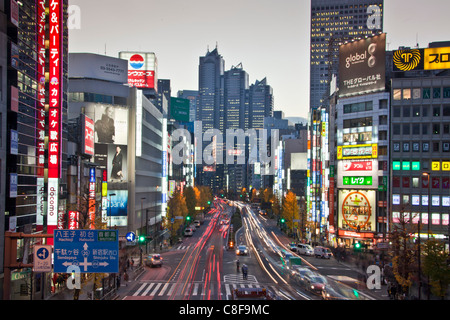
54,229,119,273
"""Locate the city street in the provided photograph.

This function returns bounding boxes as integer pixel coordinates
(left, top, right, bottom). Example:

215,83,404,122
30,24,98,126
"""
115,201,389,301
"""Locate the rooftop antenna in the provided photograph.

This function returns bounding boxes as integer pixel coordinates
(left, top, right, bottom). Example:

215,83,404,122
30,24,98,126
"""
415,33,419,48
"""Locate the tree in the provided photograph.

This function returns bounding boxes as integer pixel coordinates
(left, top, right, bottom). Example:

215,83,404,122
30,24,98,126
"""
281,191,299,232
422,238,450,299
184,186,197,216
389,209,420,296
167,189,188,239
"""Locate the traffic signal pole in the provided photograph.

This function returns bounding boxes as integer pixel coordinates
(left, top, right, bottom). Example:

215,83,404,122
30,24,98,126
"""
3,232,53,300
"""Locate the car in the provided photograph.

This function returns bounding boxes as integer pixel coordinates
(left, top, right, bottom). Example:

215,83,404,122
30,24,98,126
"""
145,254,162,268
297,244,314,256
189,224,196,232
314,246,332,259
321,286,348,300
184,228,193,237
290,266,315,285
194,220,201,227
236,245,249,256
281,249,293,260
306,274,328,295
288,243,297,252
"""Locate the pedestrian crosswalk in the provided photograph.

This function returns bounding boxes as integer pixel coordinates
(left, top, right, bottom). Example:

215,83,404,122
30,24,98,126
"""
172,245,191,251
129,277,277,299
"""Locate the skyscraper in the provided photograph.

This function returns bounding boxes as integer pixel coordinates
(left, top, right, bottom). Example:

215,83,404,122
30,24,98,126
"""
198,47,224,131
249,78,273,129
309,0,383,109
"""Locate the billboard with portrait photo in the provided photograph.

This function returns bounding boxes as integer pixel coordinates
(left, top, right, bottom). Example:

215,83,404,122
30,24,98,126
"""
93,104,129,145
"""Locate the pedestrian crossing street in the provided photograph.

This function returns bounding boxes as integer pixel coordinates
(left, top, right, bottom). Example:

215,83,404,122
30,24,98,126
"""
129,274,277,299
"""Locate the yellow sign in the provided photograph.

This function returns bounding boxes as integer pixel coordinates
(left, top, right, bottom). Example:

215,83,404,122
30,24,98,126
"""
337,144,378,160
432,161,450,171
432,161,440,171
424,47,450,70
443,161,450,171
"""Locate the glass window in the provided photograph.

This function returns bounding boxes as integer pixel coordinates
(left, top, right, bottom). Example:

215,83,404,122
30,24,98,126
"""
403,89,411,100
433,123,440,134
443,105,450,116
433,106,440,116
422,106,428,117
393,106,401,117
443,87,450,99
393,89,401,100
402,123,410,135
433,87,441,99
423,142,429,152
423,88,431,99
413,106,420,117
393,124,400,135
413,88,421,99
403,107,410,117
422,123,429,135
412,124,420,135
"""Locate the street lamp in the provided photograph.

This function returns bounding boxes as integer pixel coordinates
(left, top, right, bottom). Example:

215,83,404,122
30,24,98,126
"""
109,193,116,229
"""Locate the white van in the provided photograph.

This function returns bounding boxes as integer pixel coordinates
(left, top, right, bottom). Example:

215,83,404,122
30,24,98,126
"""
314,246,332,259
184,228,193,237
297,244,314,256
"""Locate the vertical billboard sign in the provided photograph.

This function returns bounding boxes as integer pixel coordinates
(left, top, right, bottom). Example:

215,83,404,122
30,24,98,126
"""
89,168,96,229
88,103,129,226
81,114,95,156
339,33,386,97
36,0,46,232
47,0,63,240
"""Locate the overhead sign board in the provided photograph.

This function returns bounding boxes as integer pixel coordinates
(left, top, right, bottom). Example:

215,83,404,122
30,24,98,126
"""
54,229,119,273
337,144,378,160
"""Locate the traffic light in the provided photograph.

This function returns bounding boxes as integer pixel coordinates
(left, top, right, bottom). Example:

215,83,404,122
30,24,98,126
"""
139,235,146,243
186,216,191,222
280,218,285,224
353,242,361,252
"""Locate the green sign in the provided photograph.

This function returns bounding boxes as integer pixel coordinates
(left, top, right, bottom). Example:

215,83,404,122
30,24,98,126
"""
393,161,401,170
343,176,373,186
412,161,420,170
289,257,302,266
402,162,410,170
170,97,190,122
98,230,117,242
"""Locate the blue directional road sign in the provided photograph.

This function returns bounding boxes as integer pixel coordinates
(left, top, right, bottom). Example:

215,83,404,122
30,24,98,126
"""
54,229,119,273
126,232,136,242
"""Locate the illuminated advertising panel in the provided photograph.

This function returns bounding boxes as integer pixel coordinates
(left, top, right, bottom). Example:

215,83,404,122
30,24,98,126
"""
338,190,376,233
47,0,63,240
339,33,386,97
119,52,158,90
107,190,128,227
82,114,95,156
337,144,378,160
337,159,379,189
393,46,450,72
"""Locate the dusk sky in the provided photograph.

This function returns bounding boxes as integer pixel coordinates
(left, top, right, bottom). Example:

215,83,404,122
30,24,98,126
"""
69,0,450,119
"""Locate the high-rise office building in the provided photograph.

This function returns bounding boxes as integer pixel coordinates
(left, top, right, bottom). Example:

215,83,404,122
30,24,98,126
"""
2,0,69,299
198,47,224,131
310,0,383,109
249,78,273,130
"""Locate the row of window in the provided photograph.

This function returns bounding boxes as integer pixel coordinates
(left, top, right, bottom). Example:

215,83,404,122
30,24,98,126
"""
392,105,450,117
393,87,450,100
392,212,449,226
392,123,450,135
392,141,450,152
392,176,450,189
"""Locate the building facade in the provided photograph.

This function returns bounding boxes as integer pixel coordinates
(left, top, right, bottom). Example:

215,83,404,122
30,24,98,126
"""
310,0,383,110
